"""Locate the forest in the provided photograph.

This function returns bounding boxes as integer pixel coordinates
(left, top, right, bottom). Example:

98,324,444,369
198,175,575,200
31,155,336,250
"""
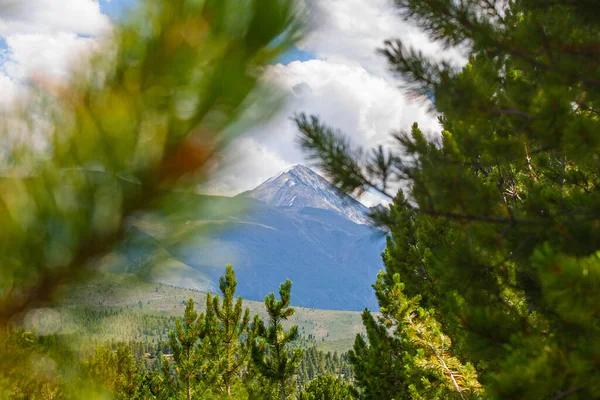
3,266,355,399
1,0,599,399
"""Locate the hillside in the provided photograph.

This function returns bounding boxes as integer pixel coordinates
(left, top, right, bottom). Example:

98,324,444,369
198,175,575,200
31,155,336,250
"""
28,273,365,352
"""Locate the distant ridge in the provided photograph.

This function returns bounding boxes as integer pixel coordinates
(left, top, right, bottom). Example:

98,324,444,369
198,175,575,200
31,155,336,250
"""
126,165,387,311
242,164,371,225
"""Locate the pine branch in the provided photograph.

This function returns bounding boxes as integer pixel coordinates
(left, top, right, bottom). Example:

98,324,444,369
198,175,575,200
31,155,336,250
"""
0,0,300,325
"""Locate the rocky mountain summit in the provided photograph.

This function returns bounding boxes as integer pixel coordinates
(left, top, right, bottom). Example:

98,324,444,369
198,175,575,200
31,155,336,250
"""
243,164,372,225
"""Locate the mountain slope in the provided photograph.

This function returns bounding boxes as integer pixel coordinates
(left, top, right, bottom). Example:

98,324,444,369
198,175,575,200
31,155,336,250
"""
164,198,384,310
122,165,387,311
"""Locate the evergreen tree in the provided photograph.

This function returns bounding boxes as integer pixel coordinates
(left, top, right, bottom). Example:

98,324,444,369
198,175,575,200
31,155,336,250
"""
84,344,153,399
348,311,405,399
297,347,354,388
299,374,358,400
164,299,206,400
205,264,252,397
296,0,600,398
347,193,481,399
252,280,302,400
376,273,481,399
245,364,281,400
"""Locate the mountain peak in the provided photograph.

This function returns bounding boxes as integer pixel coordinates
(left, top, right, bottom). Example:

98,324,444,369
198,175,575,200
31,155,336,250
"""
284,163,309,173
265,164,317,183
244,165,371,225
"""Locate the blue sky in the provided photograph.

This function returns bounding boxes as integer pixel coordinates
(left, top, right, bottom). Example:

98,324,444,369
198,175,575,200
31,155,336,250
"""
275,47,317,65
99,0,139,20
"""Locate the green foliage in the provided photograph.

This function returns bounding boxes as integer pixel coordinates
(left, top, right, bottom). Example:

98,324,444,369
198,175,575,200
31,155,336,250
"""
164,299,206,399
2,265,362,399
296,0,600,398
252,280,303,400
297,347,354,389
0,0,300,395
0,328,65,399
378,273,481,399
205,265,253,397
159,265,254,398
347,195,481,399
299,375,358,400
82,344,154,399
0,0,299,324
348,310,405,399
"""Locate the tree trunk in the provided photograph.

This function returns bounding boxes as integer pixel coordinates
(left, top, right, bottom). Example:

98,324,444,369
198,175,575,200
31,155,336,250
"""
280,379,287,400
187,377,191,400
187,346,192,400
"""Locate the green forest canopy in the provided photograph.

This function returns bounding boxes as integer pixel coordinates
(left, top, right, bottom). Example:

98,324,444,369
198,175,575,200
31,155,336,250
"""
296,0,600,399
1,0,600,399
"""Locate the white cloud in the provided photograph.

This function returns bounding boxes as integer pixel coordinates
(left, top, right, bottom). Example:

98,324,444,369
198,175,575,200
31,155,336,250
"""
206,0,474,206
203,136,289,197
202,59,440,206
266,60,440,145
0,72,18,107
0,0,111,108
360,191,390,208
2,33,101,82
0,0,112,165
0,0,460,208
0,0,111,36
301,0,465,77
202,0,468,205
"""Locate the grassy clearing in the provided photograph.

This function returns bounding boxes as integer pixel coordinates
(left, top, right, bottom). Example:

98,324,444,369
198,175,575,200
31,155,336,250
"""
32,273,366,353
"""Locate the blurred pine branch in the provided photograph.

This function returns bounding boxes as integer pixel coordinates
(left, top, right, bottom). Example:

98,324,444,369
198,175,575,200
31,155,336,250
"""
0,0,300,336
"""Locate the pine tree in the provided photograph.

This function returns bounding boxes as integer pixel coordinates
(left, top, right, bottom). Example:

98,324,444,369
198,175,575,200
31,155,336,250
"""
252,280,302,400
376,273,481,399
205,265,252,397
346,192,481,399
84,343,152,399
299,374,358,400
296,0,600,398
165,299,206,400
348,311,405,399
